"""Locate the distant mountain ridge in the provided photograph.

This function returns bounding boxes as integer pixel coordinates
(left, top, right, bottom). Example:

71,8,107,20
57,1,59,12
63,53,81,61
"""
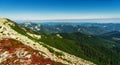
20,22,120,35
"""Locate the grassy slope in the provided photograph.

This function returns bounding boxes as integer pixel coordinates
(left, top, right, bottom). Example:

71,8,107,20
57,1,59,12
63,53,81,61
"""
10,23,65,57
40,33,120,65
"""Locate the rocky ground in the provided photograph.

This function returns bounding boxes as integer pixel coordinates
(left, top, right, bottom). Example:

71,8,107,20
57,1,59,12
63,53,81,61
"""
0,38,64,65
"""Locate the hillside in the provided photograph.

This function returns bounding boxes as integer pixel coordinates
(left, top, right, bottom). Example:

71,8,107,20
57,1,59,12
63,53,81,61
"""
40,32,120,65
0,18,95,65
101,31,120,43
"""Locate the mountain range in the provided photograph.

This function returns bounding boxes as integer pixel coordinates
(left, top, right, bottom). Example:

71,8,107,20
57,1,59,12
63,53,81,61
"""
19,22,120,35
0,18,120,65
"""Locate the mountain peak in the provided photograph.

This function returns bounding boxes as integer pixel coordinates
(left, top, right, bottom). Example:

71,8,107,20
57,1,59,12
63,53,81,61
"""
0,18,15,26
0,18,10,21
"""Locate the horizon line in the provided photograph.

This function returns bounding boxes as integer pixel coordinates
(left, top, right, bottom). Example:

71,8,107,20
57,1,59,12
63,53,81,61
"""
14,17,120,21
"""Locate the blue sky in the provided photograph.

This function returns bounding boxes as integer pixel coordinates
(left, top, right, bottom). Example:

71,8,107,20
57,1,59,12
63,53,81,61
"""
0,0,120,22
